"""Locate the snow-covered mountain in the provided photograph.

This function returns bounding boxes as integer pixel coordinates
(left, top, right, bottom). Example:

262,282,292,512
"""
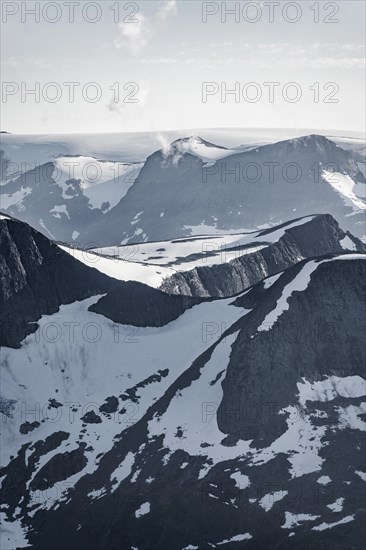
68,213,365,299
0,153,143,242
2,132,365,246
2,213,363,348
83,134,366,246
1,129,365,550
0,214,365,548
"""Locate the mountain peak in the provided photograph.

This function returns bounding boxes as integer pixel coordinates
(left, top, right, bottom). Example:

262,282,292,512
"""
285,133,340,150
160,135,233,164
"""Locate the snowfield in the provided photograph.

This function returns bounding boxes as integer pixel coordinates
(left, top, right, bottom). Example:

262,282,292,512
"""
53,156,142,210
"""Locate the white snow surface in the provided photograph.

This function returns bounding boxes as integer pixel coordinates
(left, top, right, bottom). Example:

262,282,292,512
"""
147,332,255,478
110,452,135,491
0,187,32,209
297,376,366,407
0,292,245,510
164,136,239,163
322,170,366,211
282,512,320,529
259,491,288,512
53,156,142,209
312,515,354,531
317,476,331,485
327,498,345,513
216,533,252,544
92,216,319,272
59,244,175,287
50,204,70,219
135,502,150,518
230,471,250,489
340,235,357,251
0,513,31,549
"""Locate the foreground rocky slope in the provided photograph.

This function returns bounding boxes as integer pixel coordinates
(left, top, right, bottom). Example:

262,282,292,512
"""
0,251,365,549
0,214,118,347
0,215,208,348
89,281,203,326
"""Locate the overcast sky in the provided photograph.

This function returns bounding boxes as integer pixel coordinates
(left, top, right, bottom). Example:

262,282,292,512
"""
1,0,365,134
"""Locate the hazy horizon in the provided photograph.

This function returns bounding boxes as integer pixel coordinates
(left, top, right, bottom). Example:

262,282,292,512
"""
2,1,365,134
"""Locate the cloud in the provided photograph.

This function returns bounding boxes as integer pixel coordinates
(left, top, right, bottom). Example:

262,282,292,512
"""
157,0,177,21
107,83,150,115
141,57,177,64
115,0,177,55
114,12,149,55
156,132,172,156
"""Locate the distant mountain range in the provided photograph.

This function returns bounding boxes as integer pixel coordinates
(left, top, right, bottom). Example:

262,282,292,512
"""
1,132,365,245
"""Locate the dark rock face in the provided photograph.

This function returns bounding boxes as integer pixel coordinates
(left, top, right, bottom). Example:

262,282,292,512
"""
160,214,366,297
19,421,40,434
0,216,118,347
120,368,170,403
218,258,366,444
89,280,204,327
81,411,102,424
29,444,87,491
99,397,119,414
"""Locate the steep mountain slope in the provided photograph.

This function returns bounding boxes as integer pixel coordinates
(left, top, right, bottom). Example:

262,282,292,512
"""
1,253,364,549
159,214,366,297
0,215,210,349
89,281,203,327
2,134,365,246
0,214,119,347
0,156,142,243
83,134,366,246
59,214,365,300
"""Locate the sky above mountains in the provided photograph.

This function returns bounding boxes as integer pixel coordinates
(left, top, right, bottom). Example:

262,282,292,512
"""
1,0,365,134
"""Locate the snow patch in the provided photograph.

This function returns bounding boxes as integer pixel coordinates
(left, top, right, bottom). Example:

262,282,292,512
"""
297,375,366,407
317,476,331,485
147,332,255,478
312,515,354,531
216,533,252,545
111,452,135,490
135,502,150,518
263,272,282,289
322,170,366,211
50,204,70,219
230,471,250,489
259,491,288,512
340,235,357,251
0,513,30,549
282,512,320,529
0,187,32,209
327,498,344,512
